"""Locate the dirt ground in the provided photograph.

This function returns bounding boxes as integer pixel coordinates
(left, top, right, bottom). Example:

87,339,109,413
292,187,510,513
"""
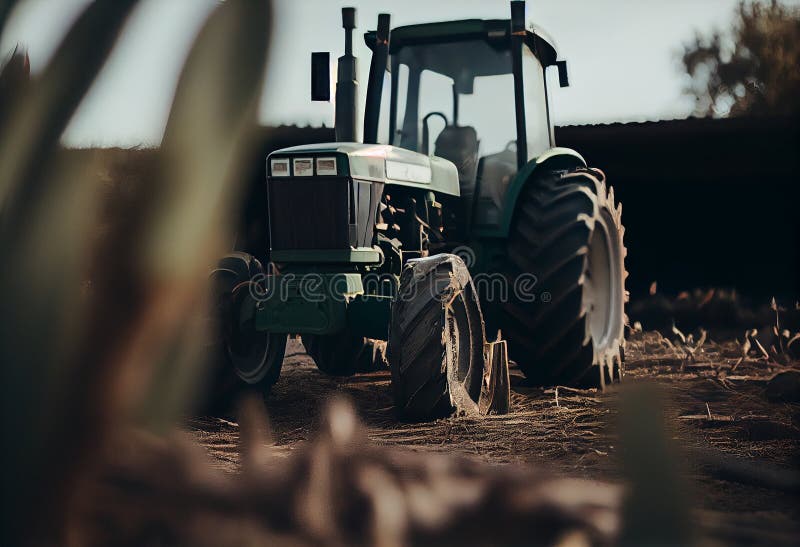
188,333,799,545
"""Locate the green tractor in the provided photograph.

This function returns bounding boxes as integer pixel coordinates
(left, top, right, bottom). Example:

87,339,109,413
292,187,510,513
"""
210,1,627,420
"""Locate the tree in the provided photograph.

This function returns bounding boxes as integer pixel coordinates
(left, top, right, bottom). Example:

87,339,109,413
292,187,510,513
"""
682,0,800,117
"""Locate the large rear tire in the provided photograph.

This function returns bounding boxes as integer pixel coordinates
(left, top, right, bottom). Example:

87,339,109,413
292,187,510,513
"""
387,254,487,421
499,168,626,388
206,253,286,411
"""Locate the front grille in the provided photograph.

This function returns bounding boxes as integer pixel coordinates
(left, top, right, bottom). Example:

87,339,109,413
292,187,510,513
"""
268,177,383,253
269,177,350,250
268,177,383,255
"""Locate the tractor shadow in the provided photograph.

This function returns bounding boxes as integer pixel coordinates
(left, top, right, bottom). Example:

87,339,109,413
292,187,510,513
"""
264,339,397,444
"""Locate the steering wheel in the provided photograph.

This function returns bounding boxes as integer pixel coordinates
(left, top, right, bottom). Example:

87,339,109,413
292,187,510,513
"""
421,111,449,156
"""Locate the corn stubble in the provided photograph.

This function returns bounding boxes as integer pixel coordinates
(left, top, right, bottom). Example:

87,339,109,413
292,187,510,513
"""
0,1,678,545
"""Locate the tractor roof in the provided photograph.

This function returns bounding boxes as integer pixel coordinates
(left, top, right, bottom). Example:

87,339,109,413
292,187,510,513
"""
364,18,558,67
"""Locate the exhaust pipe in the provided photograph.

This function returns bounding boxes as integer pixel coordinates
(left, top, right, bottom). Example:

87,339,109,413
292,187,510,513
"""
363,13,390,144
510,0,528,169
335,7,358,142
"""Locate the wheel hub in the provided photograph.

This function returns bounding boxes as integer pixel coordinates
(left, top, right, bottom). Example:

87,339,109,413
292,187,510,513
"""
586,214,621,350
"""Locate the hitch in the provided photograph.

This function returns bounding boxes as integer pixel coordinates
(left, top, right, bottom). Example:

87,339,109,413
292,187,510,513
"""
478,335,511,415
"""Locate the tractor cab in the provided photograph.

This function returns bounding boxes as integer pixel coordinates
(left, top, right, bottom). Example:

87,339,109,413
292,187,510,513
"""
364,17,567,229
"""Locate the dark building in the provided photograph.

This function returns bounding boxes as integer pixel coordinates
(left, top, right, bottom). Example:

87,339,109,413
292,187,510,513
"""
556,116,800,300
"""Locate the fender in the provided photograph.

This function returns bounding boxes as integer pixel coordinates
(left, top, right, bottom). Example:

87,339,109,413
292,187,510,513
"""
473,147,586,238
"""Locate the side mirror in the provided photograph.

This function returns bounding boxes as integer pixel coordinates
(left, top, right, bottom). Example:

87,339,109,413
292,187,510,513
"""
311,51,331,101
556,60,569,88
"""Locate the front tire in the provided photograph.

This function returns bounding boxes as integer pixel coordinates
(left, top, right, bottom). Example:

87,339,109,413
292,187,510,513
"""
499,168,626,388
225,283,287,387
387,254,487,421
206,253,285,410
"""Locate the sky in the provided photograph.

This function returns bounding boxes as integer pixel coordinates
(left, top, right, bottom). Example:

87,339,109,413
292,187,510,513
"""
1,0,792,147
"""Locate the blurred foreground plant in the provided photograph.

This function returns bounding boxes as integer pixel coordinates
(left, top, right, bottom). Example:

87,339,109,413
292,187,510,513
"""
77,395,621,547
0,2,710,546
0,0,271,543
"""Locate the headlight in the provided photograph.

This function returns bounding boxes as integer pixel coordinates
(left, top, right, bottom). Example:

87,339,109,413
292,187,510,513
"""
270,155,339,177
293,158,313,177
270,158,290,177
316,156,338,176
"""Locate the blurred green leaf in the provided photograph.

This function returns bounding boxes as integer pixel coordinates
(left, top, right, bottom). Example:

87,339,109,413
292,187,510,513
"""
0,0,19,36
1,1,138,543
148,0,271,279
0,0,272,540
135,0,272,432
0,0,138,218
618,384,695,547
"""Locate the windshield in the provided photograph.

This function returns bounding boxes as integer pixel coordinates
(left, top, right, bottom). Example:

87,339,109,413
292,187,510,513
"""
386,39,517,157
370,31,555,229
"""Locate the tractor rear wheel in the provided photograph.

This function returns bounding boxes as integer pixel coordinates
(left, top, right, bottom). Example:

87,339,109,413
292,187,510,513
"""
387,254,487,421
301,333,382,376
499,169,626,388
206,253,286,410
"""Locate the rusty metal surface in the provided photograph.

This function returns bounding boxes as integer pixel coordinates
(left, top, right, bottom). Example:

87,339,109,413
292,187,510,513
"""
479,338,511,415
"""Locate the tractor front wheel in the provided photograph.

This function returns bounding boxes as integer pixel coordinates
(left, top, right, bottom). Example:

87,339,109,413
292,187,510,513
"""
387,254,487,421
225,284,287,387
205,253,286,411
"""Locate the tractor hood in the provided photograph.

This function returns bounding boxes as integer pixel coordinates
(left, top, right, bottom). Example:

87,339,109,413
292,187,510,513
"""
268,142,460,196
